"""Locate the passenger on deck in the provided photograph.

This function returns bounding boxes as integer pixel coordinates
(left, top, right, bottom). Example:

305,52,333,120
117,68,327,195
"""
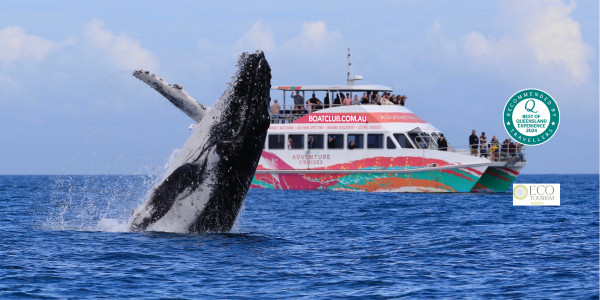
438,134,448,151
309,93,319,105
315,99,323,110
489,143,498,161
509,139,517,157
353,95,360,105
343,93,352,106
270,100,281,123
490,135,500,161
480,143,488,158
384,94,395,105
371,92,380,105
348,141,355,149
292,106,301,115
333,93,342,106
469,130,479,156
288,137,293,149
500,139,510,158
400,95,407,106
324,93,330,108
270,100,281,115
380,94,390,105
305,100,313,113
292,91,304,108
479,132,488,158
361,93,369,104
516,142,525,161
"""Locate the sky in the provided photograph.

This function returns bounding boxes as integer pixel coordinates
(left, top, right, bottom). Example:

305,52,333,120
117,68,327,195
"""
0,0,597,175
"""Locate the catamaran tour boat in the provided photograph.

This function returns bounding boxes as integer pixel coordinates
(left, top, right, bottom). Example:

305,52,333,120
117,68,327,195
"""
251,84,526,193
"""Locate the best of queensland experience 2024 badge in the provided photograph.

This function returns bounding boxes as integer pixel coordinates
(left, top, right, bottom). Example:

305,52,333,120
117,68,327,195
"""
503,89,560,146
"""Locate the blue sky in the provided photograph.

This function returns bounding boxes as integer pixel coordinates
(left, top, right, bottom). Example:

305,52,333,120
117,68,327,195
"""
0,0,597,174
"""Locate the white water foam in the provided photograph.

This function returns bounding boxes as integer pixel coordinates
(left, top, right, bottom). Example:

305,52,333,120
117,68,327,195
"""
96,218,130,232
43,173,160,232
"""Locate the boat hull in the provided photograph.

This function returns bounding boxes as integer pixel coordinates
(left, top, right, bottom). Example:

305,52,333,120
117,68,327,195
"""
251,165,487,193
470,163,525,193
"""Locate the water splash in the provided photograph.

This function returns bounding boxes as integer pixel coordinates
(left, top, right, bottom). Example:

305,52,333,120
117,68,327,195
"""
43,174,159,232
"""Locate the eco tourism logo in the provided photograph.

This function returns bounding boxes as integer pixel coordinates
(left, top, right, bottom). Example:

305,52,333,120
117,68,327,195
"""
513,184,560,206
503,89,560,146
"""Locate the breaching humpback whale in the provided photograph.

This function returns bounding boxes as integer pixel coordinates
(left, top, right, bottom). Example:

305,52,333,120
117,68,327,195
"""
129,51,271,233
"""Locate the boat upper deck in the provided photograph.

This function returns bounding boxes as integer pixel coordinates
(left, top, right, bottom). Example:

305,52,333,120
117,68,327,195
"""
272,84,393,92
270,84,407,124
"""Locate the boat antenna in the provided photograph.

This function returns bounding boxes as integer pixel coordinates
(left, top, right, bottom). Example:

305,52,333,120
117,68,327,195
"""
347,48,352,85
346,48,363,86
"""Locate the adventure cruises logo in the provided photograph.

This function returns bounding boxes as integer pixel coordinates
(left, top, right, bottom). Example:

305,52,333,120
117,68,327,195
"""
513,184,560,206
503,89,560,146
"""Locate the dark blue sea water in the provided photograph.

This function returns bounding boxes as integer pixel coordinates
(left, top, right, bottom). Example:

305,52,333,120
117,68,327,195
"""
0,174,597,298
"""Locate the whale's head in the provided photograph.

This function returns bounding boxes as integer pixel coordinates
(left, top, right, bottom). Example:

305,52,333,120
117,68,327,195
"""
208,50,271,166
215,50,271,141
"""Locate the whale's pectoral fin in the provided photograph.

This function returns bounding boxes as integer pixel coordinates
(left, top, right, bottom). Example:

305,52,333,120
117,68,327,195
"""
133,69,208,123
129,161,208,232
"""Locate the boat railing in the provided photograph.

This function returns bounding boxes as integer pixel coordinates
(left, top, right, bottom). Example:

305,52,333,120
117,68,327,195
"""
450,145,526,163
269,103,401,124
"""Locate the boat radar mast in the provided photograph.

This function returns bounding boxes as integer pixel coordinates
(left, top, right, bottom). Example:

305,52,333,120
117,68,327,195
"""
346,48,363,86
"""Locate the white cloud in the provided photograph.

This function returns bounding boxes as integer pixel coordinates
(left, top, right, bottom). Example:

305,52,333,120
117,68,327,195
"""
0,26,56,64
268,21,344,82
521,0,591,81
302,21,328,45
461,31,491,57
235,20,342,54
83,19,158,70
235,21,275,53
288,21,342,50
457,0,592,82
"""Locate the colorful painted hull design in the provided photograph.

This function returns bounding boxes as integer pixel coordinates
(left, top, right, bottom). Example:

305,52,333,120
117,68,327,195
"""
470,164,524,193
252,151,486,193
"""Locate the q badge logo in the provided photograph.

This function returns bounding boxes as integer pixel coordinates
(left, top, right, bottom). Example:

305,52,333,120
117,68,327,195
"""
503,89,560,146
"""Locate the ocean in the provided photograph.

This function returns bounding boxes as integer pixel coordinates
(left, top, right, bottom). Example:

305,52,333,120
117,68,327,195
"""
0,174,597,298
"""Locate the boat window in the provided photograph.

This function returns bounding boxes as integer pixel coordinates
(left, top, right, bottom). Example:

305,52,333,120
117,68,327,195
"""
327,134,344,149
411,133,435,149
394,133,414,148
430,132,440,141
386,136,396,149
308,134,324,149
426,133,438,149
415,136,428,149
367,134,384,149
408,132,428,149
347,134,364,149
268,134,285,149
288,134,304,150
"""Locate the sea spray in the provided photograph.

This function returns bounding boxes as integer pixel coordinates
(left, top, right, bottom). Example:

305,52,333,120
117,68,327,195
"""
43,175,157,232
